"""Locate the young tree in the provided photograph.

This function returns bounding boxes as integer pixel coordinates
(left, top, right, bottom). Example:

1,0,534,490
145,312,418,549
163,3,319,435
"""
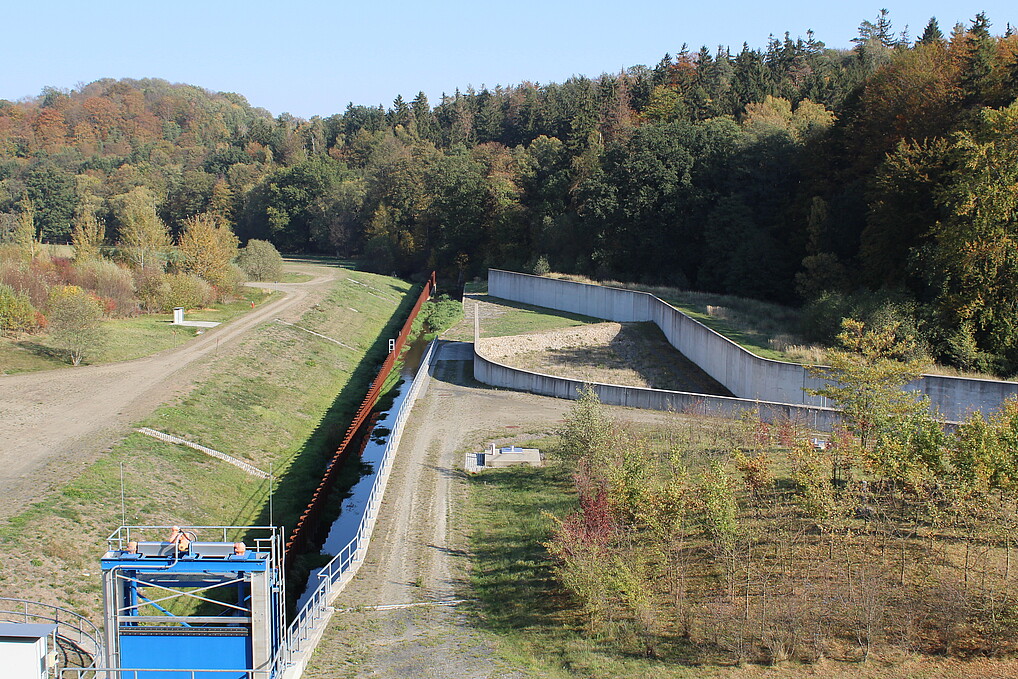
47,285,106,366
0,284,40,336
71,210,106,262
114,187,170,271
807,318,930,449
559,385,614,460
14,197,40,260
177,213,239,292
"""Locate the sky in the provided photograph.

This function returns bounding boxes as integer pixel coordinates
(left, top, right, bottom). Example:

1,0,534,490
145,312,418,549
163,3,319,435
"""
3,1,1015,119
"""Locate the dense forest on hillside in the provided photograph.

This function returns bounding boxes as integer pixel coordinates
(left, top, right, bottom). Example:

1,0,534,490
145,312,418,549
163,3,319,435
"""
2,11,1018,373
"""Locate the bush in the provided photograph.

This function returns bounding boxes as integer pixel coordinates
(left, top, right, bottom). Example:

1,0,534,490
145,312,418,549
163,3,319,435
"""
212,263,247,303
531,254,551,276
0,283,40,336
47,285,107,366
160,273,215,312
72,259,138,317
0,260,58,309
421,295,462,335
800,291,851,344
236,239,283,281
801,289,931,362
134,269,171,314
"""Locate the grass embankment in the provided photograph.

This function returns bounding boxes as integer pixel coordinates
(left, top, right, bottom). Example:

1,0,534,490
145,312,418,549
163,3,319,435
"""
547,273,805,362
0,287,279,374
543,274,1000,380
0,268,415,621
444,289,600,342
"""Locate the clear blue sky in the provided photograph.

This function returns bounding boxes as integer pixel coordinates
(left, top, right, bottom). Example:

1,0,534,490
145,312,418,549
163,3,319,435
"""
3,1,1014,119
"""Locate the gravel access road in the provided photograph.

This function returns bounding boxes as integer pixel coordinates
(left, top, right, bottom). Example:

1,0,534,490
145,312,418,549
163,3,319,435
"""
0,264,339,521
304,342,686,678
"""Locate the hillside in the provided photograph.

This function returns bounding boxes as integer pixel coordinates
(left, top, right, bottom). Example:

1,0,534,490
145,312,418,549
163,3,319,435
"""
2,12,1018,374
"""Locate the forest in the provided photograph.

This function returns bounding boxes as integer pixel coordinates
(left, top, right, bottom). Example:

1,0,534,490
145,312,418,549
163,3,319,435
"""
1,11,1017,374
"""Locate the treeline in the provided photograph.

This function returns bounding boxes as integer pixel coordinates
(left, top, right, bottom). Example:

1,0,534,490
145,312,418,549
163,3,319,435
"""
1,12,1018,372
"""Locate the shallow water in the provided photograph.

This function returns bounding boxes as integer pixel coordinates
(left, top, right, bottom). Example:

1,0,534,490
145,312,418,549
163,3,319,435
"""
294,336,427,609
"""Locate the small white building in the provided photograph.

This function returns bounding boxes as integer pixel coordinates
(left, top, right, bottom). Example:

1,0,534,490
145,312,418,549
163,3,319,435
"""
0,623,57,679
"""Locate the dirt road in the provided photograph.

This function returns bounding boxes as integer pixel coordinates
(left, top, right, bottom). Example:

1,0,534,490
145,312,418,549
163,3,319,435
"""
0,264,340,521
304,343,684,678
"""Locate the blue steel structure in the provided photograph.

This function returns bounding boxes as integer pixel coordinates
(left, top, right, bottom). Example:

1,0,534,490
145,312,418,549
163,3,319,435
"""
100,526,285,679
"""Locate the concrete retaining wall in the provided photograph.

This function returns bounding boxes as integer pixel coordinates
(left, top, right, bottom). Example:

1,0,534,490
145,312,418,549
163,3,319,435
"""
488,269,1018,421
472,302,840,431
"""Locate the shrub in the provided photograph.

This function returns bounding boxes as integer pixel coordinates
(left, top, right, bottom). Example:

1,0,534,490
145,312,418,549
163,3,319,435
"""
0,283,40,336
236,239,283,281
177,213,239,293
0,259,59,309
47,285,107,366
160,273,214,312
134,270,171,314
212,263,246,303
531,255,551,276
422,295,462,335
72,259,138,317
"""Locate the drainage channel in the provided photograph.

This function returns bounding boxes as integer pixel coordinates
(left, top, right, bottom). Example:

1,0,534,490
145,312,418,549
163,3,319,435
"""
292,334,429,609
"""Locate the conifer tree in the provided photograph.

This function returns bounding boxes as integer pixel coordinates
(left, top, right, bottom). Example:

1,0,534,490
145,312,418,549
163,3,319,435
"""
918,17,945,45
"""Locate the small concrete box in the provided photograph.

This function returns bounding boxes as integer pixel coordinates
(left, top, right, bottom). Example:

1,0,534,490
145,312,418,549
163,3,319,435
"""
466,445,543,472
0,623,56,679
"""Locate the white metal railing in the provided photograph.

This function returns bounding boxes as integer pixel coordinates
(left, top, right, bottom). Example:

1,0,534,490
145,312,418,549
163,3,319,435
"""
0,597,103,669
60,670,272,678
279,338,438,667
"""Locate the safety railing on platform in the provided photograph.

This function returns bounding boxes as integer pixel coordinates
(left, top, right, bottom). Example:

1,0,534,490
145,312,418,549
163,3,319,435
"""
60,670,273,678
0,594,102,667
280,337,438,666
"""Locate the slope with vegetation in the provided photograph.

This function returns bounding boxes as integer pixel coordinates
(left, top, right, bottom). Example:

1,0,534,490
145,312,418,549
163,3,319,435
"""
2,12,1017,376
0,222,284,370
0,266,414,621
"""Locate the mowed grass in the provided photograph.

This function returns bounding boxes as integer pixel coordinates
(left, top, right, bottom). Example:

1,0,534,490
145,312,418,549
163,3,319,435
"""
0,287,279,374
279,272,314,283
443,293,600,342
547,273,805,362
0,267,415,622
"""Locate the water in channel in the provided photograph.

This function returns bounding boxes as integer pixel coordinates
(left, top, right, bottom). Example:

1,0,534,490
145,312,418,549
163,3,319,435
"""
294,335,428,609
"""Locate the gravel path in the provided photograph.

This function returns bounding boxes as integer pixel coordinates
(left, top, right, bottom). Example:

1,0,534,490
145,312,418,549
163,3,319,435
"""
0,264,341,521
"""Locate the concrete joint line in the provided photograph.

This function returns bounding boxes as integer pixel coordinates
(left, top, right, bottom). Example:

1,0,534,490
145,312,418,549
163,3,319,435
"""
275,319,355,350
136,427,270,479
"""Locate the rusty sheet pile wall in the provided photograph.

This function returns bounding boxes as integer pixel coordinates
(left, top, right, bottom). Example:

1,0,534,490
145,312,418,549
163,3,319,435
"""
285,272,435,563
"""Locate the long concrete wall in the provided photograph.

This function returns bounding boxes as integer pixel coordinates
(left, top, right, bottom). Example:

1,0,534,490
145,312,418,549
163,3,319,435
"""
488,269,1018,422
472,302,841,431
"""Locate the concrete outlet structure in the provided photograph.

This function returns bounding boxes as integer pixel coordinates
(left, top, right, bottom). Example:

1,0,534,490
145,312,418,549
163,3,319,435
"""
465,444,543,473
486,269,1018,423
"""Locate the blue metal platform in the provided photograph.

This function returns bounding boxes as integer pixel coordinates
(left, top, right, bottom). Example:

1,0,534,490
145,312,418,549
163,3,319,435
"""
100,526,285,679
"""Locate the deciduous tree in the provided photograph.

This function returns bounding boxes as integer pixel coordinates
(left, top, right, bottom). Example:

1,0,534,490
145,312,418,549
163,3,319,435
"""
114,187,170,271
47,285,106,366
